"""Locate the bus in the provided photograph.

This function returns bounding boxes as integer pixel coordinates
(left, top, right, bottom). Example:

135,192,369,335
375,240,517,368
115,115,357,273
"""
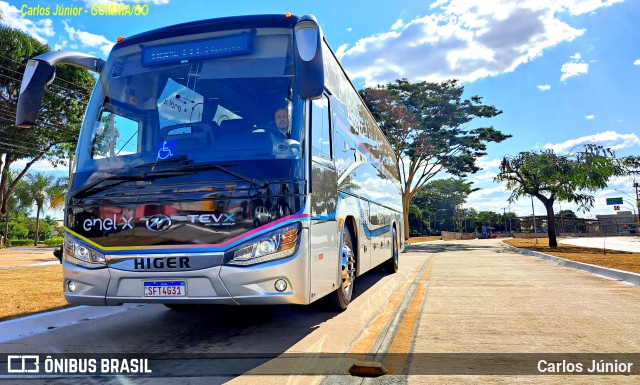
16,14,404,310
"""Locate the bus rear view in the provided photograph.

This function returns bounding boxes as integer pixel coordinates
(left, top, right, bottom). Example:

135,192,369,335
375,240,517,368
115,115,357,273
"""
16,14,404,311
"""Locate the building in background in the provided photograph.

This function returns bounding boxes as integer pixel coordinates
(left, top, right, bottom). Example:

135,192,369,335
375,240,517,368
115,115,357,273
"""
596,211,637,234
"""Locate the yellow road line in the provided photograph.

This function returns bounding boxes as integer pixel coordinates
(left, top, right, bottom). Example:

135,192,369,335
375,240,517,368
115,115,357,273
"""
348,258,429,355
383,257,433,374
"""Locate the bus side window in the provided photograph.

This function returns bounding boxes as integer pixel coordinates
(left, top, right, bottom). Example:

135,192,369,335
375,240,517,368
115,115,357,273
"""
91,111,140,159
311,95,332,159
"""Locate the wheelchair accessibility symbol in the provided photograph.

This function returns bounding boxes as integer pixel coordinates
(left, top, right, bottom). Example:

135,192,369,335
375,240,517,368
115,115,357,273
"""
156,140,176,161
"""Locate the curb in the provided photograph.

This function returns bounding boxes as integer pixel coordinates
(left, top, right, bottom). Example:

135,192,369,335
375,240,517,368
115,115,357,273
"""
500,241,640,286
0,304,146,343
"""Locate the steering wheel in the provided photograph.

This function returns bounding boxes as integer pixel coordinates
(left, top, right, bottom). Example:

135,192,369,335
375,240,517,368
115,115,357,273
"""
159,122,213,139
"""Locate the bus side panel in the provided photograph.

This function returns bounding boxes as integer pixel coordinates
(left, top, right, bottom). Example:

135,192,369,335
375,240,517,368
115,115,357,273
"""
308,160,339,302
335,194,371,277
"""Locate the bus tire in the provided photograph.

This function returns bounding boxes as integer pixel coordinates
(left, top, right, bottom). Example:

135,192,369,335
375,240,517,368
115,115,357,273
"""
331,226,356,311
382,227,399,273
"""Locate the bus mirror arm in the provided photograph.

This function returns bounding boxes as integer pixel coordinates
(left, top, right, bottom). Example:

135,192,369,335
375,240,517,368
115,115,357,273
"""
15,51,105,129
294,15,324,100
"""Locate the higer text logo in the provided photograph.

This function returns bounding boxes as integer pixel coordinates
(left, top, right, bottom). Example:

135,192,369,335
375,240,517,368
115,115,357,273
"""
83,215,134,232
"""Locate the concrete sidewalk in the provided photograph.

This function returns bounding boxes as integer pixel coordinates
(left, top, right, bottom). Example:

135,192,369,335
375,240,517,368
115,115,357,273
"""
408,238,640,383
559,236,640,253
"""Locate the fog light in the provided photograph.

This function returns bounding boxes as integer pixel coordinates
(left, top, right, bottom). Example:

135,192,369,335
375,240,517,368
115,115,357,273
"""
67,281,77,292
274,279,287,292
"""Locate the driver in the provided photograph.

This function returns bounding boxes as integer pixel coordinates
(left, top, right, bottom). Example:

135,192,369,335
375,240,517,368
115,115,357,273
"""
274,108,290,138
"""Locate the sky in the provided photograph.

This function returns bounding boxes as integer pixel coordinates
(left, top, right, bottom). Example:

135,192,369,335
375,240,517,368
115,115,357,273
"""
1,0,639,220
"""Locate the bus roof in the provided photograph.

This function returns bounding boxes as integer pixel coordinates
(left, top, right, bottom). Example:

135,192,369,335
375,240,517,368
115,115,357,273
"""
113,14,300,51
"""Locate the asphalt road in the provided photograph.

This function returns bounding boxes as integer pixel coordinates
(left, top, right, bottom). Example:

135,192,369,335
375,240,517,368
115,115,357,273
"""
1,239,639,384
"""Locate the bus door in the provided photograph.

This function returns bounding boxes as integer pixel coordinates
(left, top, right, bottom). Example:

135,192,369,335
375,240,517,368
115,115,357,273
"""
308,95,339,300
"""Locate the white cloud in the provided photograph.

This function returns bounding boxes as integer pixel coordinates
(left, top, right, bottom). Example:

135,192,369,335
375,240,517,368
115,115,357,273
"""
544,131,640,153
475,156,502,170
585,114,595,120
472,171,498,183
338,0,602,86
53,39,69,51
10,158,70,173
537,84,551,91
346,27,352,32
561,0,624,15
391,19,404,31
469,185,509,199
63,21,114,57
634,59,640,66
0,1,55,43
560,52,589,81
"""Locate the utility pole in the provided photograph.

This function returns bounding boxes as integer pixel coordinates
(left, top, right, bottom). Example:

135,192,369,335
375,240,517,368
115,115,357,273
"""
635,182,640,228
503,207,507,234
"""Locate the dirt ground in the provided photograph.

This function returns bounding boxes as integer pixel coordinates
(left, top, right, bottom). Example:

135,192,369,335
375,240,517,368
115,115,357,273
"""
406,236,441,243
0,247,59,268
503,237,640,274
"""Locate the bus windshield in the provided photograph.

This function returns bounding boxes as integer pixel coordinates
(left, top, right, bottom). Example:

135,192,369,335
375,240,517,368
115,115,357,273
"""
75,27,298,174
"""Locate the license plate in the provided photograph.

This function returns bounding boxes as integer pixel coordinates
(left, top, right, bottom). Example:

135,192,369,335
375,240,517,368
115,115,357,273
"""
143,281,186,297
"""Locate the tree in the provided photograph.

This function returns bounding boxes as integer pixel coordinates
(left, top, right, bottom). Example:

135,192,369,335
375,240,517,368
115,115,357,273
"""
360,79,510,238
0,170,31,243
0,25,96,233
558,209,577,218
407,205,428,236
495,146,625,248
23,173,62,245
411,178,475,233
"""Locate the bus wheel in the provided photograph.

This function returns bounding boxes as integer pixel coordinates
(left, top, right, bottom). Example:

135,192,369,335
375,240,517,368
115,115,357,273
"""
383,227,399,273
332,227,356,310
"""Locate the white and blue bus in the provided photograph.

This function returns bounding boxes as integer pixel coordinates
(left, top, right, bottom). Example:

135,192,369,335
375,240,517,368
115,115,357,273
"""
16,14,403,310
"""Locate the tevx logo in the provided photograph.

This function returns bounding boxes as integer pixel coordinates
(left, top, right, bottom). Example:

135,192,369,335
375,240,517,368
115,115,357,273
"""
188,213,235,227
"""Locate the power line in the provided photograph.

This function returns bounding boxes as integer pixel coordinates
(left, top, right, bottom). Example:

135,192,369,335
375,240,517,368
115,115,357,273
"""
0,67,90,95
0,53,94,92
0,111,80,135
0,110,82,139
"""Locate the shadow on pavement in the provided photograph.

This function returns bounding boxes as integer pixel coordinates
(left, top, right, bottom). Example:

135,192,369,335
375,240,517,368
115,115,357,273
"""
404,240,501,254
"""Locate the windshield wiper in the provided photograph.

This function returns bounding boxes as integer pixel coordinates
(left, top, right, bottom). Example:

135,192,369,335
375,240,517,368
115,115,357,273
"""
73,162,267,200
177,163,268,189
72,169,195,199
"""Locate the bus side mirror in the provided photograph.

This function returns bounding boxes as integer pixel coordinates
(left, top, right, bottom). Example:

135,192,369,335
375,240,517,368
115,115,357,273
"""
294,15,324,100
15,51,105,128
15,59,56,128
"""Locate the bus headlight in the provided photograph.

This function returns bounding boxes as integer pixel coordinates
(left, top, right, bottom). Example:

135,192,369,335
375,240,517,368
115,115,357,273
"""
63,234,106,269
226,223,301,266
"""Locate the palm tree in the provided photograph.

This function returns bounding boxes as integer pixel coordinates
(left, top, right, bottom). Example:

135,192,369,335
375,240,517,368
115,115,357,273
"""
49,176,69,211
24,173,66,246
1,171,32,245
